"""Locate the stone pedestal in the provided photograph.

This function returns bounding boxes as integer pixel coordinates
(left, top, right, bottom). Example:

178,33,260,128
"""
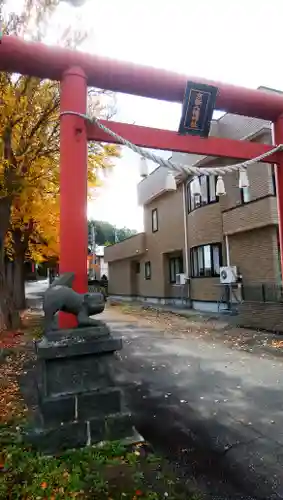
27,324,139,453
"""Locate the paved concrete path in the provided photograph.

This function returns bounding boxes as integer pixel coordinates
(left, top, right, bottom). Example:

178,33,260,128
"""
25,281,283,498
101,307,283,500
25,279,48,306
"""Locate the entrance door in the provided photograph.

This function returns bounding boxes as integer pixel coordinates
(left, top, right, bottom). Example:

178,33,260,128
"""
130,261,140,297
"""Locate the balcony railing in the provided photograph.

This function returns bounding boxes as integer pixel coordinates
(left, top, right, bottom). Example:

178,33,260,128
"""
137,166,178,206
104,233,146,262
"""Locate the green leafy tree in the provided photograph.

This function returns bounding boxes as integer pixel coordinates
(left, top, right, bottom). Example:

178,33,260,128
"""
88,220,137,247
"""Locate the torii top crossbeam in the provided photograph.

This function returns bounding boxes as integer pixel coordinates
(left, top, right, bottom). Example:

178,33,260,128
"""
1,35,283,121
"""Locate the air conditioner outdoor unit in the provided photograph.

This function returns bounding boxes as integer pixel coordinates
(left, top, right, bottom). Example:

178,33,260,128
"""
176,273,186,285
219,266,238,284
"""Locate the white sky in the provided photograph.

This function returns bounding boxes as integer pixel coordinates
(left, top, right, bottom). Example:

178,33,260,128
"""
11,0,283,231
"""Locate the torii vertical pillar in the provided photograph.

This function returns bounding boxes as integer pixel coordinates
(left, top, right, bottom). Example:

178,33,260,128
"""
274,115,283,279
59,67,88,328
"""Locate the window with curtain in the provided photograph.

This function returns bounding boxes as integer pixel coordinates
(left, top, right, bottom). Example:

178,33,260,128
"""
272,165,276,196
151,208,158,232
144,261,151,280
239,170,251,203
187,175,218,212
240,186,251,204
190,244,222,277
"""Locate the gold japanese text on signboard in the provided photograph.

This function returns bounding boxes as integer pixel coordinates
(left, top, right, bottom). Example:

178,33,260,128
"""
178,82,218,138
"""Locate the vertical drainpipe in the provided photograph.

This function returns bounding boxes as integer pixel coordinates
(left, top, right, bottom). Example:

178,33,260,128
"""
182,182,189,276
225,234,230,266
182,182,190,310
271,122,282,283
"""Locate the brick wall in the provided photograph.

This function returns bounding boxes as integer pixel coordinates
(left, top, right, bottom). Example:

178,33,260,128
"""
236,301,283,333
229,226,280,284
190,277,221,301
188,202,222,247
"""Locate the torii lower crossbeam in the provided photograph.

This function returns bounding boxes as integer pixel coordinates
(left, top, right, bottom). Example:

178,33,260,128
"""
87,121,281,163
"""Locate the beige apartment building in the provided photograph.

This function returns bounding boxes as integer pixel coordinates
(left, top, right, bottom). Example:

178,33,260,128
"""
104,111,281,313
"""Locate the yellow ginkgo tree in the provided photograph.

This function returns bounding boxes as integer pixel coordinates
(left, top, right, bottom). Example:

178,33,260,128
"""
0,0,120,330
5,179,60,311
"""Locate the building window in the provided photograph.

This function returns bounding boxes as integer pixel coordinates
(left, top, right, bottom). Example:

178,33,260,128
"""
187,175,218,212
169,256,184,283
145,261,151,280
239,170,251,203
240,186,251,204
190,244,222,277
152,208,158,232
272,165,277,195
135,262,140,274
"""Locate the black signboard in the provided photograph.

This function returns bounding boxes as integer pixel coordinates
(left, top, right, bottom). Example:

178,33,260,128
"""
178,81,218,137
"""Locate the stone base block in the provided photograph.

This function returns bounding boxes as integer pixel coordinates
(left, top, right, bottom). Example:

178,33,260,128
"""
40,394,75,427
36,328,122,360
91,412,134,442
44,323,111,343
26,421,88,454
25,324,138,454
107,413,135,441
40,388,122,427
40,353,118,398
78,388,122,421
26,413,140,454
36,329,122,398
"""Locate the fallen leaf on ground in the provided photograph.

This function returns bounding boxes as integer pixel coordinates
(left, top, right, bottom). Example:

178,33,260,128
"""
271,340,283,348
0,351,30,423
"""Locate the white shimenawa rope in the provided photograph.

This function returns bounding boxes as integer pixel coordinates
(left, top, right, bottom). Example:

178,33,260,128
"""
60,111,283,177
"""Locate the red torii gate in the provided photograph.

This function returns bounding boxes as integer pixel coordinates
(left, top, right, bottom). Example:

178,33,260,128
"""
1,35,283,327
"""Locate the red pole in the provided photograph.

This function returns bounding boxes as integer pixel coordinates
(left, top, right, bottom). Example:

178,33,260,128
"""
59,67,88,328
274,116,283,279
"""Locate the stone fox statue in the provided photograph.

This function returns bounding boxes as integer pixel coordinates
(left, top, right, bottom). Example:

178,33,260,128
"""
43,272,105,332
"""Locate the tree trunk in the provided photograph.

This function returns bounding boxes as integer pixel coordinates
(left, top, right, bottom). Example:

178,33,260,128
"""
0,127,23,330
0,198,21,331
0,259,21,331
12,228,31,313
13,253,26,310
